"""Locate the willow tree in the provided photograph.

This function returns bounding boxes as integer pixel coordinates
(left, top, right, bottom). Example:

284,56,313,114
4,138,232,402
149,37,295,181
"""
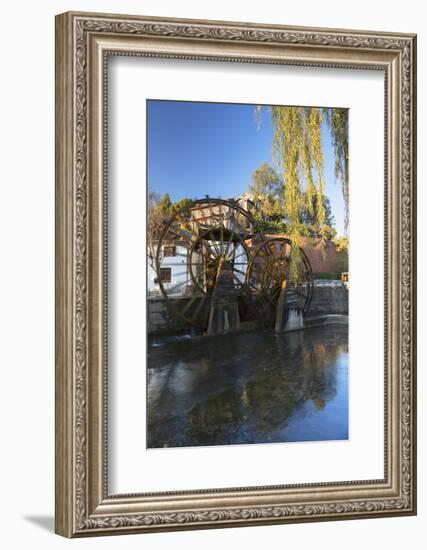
256,105,348,279
325,108,349,232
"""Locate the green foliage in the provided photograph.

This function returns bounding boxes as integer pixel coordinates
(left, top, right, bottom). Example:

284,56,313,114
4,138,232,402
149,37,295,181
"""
268,106,328,278
253,212,288,235
297,224,312,238
299,192,335,240
154,193,172,217
312,272,340,280
332,235,349,252
150,194,194,221
335,252,348,274
247,163,286,223
323,108,349,232
333,235,349,273
248,162,283,198
319,225,337,241
256,196,283,221
300,192,334,227
170,197,194,215
247,162,337,245
256,105,348,279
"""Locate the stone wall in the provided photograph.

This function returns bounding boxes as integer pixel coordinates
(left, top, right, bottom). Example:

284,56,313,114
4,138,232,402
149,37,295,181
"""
308,284,348,316
148,297,191,334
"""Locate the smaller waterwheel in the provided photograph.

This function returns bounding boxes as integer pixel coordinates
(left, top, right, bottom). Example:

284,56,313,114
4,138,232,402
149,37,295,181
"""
246,237,314,326
155,198,256,329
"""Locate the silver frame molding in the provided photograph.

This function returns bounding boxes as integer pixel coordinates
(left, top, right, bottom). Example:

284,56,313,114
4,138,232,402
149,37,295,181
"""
55,11,417,538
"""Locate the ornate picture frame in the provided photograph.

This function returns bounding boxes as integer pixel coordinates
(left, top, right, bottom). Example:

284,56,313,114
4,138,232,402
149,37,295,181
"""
55,11,416,537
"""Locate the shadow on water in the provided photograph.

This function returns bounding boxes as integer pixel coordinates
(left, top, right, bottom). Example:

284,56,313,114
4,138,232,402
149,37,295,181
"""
147,325,348,448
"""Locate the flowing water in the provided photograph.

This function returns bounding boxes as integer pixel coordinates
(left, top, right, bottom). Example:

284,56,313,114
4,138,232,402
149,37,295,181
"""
147,325,348,448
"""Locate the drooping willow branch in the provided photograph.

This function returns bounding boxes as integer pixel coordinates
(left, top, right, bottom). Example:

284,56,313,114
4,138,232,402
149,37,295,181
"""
256,105,349,279
324,108,349,232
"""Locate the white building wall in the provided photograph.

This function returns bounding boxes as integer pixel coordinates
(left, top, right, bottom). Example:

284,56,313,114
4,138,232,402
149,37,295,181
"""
148,243,191,297
148,241,248,297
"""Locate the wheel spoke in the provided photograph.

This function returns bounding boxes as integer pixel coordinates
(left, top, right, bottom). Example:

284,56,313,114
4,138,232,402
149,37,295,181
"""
166,279,188,293
254,293,273,314
181,294,202,315
233,251,248,261
233,267,247,277
256,289,277,310
209,231,221,257
204,239,217,259
247,279,261,293
223,230,234,259
181,297,197,315
189,296,208,323
231,272,245,288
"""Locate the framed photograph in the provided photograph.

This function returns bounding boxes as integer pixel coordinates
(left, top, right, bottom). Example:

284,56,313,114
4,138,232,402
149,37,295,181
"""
55,11,417,537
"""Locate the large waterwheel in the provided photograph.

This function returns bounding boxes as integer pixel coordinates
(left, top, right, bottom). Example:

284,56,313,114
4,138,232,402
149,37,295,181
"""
155,198,256,329
246,237,314,327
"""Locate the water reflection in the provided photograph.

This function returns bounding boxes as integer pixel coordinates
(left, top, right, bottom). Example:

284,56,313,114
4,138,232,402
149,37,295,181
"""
147,326,348,448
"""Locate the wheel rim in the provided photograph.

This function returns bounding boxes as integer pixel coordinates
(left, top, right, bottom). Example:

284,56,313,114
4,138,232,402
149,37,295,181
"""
246,237,314,323
154,198,257,328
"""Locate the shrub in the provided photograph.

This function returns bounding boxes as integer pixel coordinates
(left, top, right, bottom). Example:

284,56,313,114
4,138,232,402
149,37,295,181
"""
312,272,340,280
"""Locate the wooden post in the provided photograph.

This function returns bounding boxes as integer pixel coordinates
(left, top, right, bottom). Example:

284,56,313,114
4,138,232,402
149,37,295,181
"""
275,280,287,332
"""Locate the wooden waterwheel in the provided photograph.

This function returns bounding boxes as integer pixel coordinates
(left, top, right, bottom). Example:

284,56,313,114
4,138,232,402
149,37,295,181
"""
155,198,256,329
245,237,314,326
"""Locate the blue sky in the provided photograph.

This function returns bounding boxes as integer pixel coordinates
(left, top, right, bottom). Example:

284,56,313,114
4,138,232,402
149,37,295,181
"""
147,100,346,236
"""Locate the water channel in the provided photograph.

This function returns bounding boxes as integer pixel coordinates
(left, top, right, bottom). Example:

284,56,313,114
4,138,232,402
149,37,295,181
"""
147,325,348,448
